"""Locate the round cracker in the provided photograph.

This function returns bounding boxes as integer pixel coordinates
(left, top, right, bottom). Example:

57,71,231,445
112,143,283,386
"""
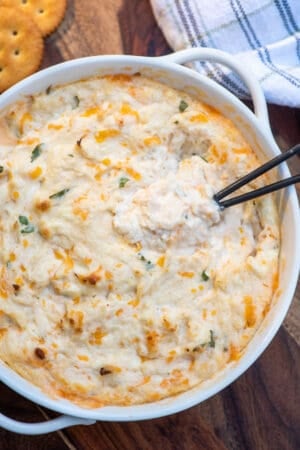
0,0,67,36
0,7,44,92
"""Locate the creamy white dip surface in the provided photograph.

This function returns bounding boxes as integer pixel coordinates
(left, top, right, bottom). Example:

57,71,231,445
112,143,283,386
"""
0,74,279,407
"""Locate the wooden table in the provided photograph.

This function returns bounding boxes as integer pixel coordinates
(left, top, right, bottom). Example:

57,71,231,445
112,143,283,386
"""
0,1,299,448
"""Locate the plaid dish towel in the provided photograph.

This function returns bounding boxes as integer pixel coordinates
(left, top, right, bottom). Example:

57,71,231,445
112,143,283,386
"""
150,0,300,107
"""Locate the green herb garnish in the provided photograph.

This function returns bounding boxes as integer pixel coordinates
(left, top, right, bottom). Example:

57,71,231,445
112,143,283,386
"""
201,270,209,281
174,120,179,125
18,215,29,225
200,155,208,163
46,85,52,95
0,166,4,173
179,100,188,112
72,95,80,109
68,154,74,157
21,224,35,234
209,330,215,348
49,188,70,199
119,177,129,188
18,215,34,233
138,253,154,269
145,261,155,270
31,144,43,162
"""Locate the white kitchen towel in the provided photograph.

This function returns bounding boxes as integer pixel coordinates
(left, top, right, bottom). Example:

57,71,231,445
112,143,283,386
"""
150,0,300,107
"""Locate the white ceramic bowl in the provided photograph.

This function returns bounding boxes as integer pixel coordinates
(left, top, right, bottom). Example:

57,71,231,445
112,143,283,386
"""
0,49,299,435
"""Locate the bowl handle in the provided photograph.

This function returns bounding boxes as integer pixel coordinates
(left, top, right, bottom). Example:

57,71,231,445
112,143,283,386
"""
0,412,95,435
159,48,271,134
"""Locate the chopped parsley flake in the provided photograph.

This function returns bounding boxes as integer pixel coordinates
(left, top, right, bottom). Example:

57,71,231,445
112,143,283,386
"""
0,166,4,173
209,330,215,348
21,224,35,234
119,177,129,188
146,261,155,270
138,253,154,270
49,188,70,199
193,331,216,351
31,144,43,162
179,100,188,112
200,155,208,163
46,85,52,95
18,216,34,233
72,95,80,109
18,215,29,225
201,270,209,281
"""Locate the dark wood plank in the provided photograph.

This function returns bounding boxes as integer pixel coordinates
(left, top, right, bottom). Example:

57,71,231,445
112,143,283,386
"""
193,328,300,450
118,0,172,56
64,411,228,450
268,105,300,150
228,329,299,450
42,0,171,67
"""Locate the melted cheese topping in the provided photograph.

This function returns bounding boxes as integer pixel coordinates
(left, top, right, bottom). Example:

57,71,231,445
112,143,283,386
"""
0,75,279,407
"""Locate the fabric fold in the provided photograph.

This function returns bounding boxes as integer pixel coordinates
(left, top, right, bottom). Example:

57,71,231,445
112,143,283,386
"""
150,0,300,106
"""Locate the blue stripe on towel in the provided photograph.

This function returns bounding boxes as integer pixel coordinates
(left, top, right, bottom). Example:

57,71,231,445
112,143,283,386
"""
231,0,300,88
181,0,248,96
275,0,300,60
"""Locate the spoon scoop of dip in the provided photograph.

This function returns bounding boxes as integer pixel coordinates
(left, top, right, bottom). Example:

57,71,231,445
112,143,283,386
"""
214,144,300,209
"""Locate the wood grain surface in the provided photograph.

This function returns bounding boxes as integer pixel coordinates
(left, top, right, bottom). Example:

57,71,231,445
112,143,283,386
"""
0,1,299,449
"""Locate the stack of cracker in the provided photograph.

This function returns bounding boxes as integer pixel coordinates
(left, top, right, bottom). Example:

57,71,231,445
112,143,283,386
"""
0,0,67,92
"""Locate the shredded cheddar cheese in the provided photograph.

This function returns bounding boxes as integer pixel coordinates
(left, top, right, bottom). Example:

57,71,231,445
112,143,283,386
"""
95,129,120,143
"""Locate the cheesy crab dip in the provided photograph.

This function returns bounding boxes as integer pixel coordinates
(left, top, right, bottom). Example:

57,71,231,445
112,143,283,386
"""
0,74,279,407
